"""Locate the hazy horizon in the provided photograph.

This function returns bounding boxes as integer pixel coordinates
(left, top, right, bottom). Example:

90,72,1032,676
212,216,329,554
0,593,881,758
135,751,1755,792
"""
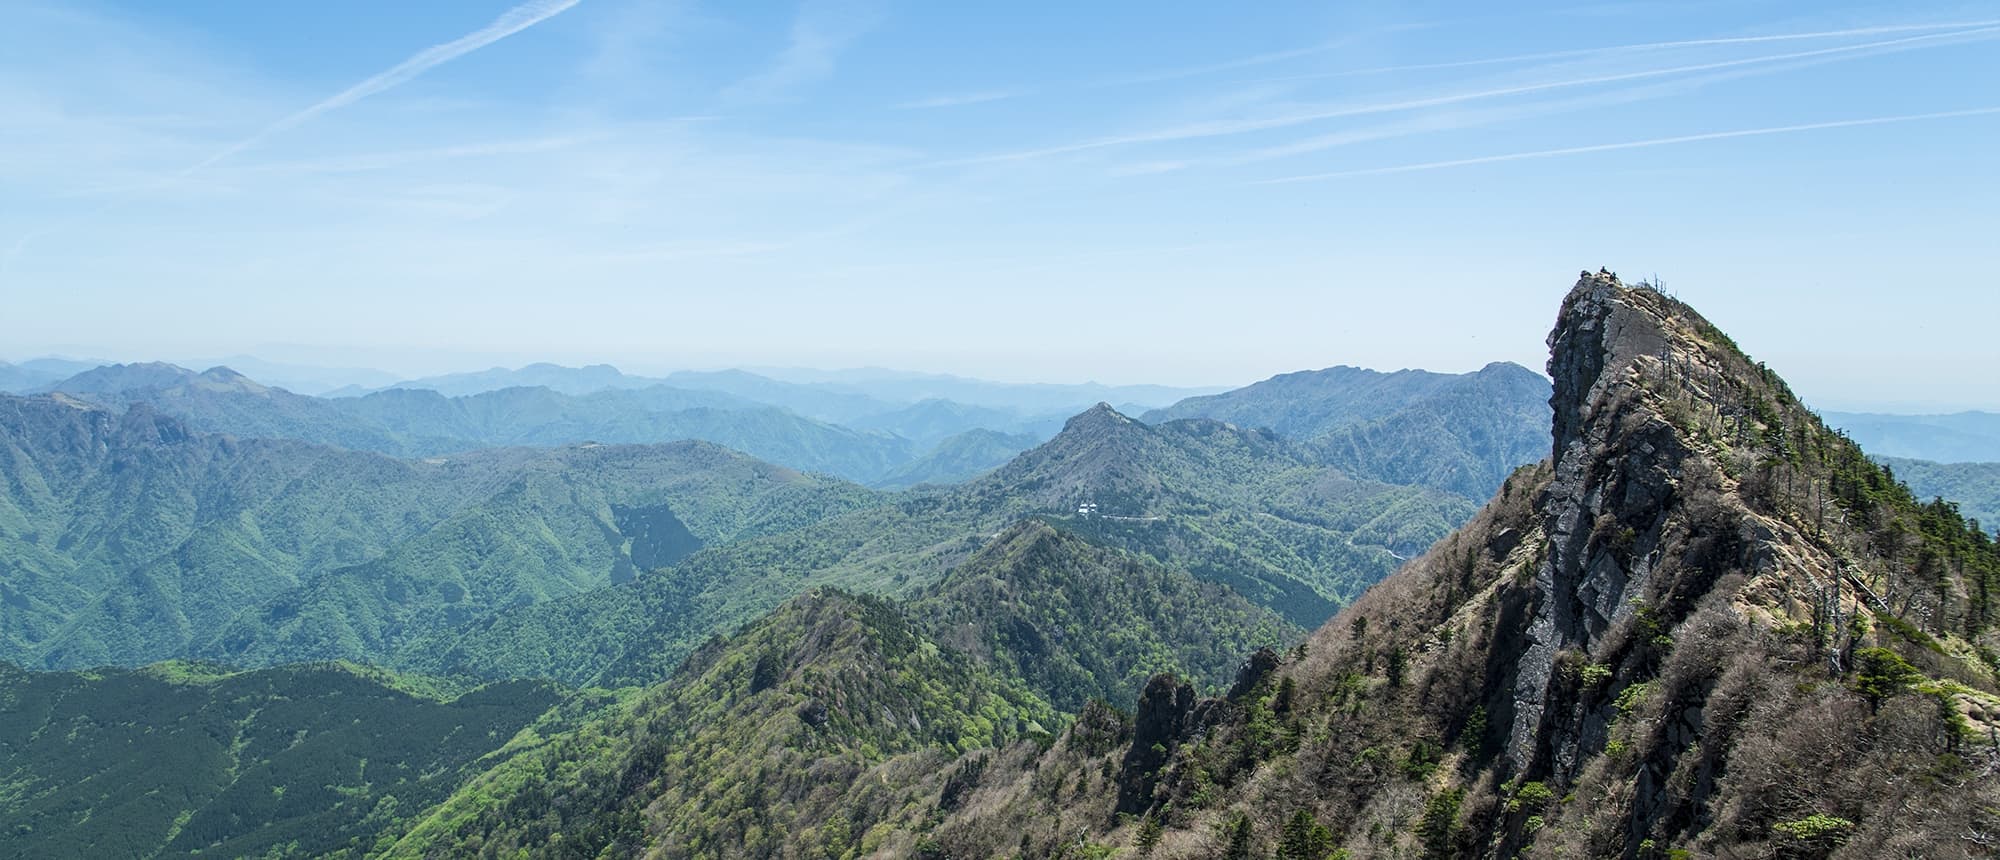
9,344,1997,416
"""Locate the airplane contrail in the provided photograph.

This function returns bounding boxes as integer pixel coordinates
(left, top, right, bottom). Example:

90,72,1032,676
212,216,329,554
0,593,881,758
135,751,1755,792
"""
1255,106,2000,183
182,0,581,175
4,0,580,271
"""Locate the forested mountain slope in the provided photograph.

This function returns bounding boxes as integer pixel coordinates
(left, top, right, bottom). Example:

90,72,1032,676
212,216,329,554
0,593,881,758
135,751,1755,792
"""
400,404,1465,689
386,521,1297,858
0,394,877,670
1879,455,2000,534
382,589,1058,859
869,427,1042,489
0,661,565,859
1316,361,1553,501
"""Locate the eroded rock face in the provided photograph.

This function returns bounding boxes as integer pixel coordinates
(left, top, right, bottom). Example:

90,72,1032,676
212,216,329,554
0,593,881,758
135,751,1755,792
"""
1509,271,1691,777
1117,673,1197,814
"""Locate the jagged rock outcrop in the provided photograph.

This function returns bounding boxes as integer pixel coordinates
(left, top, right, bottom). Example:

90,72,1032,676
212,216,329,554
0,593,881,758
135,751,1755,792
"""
1117,673,1199,814
1227,646,1283,699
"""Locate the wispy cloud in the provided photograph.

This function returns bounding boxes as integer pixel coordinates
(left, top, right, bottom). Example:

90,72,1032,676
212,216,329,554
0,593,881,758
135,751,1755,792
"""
1256,18,2000,83
1254,106,2000,183
893,90,1019,110
939,23,2000,167
723,0,881,103
1193,33,1963,171
1092,21,1440,88
236,136,596,175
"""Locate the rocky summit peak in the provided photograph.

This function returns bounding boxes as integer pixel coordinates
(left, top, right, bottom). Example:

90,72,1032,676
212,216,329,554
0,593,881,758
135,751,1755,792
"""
1499,265,2000,794
1548,271,1662,452
1061,401,1135,434
198,366,249,382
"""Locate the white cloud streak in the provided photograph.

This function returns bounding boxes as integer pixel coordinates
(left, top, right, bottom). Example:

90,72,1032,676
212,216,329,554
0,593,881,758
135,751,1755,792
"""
1255,106,2000,183
1259,18,2000,82
941,24,2000,167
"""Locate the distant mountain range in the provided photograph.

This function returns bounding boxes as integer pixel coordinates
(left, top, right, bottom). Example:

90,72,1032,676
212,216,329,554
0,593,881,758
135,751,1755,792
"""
0,358,102,392
34,363,934,483
393,401,1472,689
1146,361,1554,500
16,359,1560,500
326,361,1214,417
1880,456,2000,531
19,356,1996,524
0,394,880,670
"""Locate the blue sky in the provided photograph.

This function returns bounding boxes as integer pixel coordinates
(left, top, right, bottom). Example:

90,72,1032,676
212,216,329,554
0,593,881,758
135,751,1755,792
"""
2,0,1996,410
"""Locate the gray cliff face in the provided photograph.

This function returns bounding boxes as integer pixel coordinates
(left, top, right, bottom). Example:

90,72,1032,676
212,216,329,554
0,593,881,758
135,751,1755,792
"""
1508,271,1687,777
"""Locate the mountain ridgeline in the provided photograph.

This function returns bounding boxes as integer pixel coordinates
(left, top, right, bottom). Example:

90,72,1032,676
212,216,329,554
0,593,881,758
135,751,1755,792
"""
1144,360,1553,501
0,395,879,671
36,363,927,483
386,404,1462,690
19,355,1556,501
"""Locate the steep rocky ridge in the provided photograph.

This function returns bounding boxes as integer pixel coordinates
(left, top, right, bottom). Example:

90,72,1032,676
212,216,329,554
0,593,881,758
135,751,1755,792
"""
893,271,2000,858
